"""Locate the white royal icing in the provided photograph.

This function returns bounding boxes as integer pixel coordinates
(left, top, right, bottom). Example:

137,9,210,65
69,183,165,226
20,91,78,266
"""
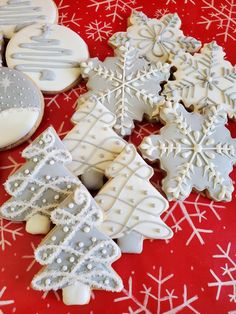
0,0,58,39
32,187,123,304
0,67,44,149
163,42,236,118
109,11,201,63
0,127,80,234
80,44,170,136
140,101,236,202
95,144,173,253
63,97,127,187
6,23,89,92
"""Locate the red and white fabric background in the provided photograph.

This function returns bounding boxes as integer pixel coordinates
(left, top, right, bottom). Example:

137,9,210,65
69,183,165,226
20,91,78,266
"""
0,0,235,313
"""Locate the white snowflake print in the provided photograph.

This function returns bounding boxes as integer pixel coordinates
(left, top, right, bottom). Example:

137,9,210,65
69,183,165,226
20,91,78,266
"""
80,44,170,136
58,0,82,27
115,267,199,313
0,218,23,251
0,286,14,314
198,0,236,42
140,101,236,202
163,41,236,118
88,0,142,22
86,20,112,42
166,0,195,4
163,194,226,246
155,8,170,19
0,156,23,176
208,243,236,302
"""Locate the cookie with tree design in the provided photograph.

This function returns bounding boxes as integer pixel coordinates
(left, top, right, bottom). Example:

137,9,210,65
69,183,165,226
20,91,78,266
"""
140,101,236,202
163,42,236,118
32,187,123,305
0,127,80,234
109,10,201,63
80,44,170,137
95,144,173,253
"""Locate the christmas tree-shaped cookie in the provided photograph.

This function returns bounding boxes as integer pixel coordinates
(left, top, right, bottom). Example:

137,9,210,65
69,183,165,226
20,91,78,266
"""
0,127,80,234
95,144,173,253
32,187,123,305
63,97,127,189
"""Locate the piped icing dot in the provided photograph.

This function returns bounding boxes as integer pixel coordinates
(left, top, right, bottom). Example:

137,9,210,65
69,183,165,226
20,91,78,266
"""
84,226,90,233
87,264,92,270
24,169,30,174
91,237,97,243
45,279,51,285
62,265,68,271
63,226,69,233
51,236,56,241
78,242,84,248
56,258,62,264
69,256,75,263
68,203,74,209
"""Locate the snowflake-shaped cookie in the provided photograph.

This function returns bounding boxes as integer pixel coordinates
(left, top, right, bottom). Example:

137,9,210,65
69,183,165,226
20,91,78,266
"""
163,42,236,118
109,11,201,63
140,101,236,202
80,44,170,136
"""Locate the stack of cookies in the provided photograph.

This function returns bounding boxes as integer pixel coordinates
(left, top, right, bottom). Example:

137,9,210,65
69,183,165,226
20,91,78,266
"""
0,2,235,307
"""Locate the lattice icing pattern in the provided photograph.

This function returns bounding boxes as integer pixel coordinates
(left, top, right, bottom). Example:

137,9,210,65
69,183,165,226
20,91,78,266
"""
63,97,127,178
32,187,123,305
80,44,170,137
140,101,236,202
95,144,173,254
0,127,80,234
109,11,201,63
163,41,236,118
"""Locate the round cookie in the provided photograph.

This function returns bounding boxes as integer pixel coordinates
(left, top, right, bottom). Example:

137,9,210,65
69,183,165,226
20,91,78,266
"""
0,0,58,39
0,67,44,150
6,23,89,93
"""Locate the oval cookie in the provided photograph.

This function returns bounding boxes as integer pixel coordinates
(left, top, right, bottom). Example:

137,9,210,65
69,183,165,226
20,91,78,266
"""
0,0,58,39
0,67,44,150
6,23,89,93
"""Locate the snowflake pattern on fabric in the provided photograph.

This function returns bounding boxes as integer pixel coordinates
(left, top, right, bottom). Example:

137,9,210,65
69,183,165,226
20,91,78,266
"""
109,11,201,63
208,243,236,303
114,267,199,313
32,187,123,297
163,42,236,117
0,218,23,251
0,286,14,312
140,101,236,201
80,44,170,136
85,20,112,41
198,0,236,42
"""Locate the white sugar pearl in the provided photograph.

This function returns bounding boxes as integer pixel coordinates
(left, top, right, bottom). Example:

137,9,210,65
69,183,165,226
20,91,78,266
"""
54,195,60,200
84,226,90,233
39,140,44,145
63,226,69,233
33,158,38,163
67,184,72,189
68,203,74,209
43,253,48,259
56,258,62,264
91,237,97,243
51,236,56,241
10,208,14,212
62,265,68,271
78,242,84,248
69,257,75,263
46,175,51,180
87,264,92,270
14,183,19,187
49,160,55,165
102,249,107,255
30,187,35,192
42,199,47,204
45,279,51,285
24,169,30,174
104,279,109,284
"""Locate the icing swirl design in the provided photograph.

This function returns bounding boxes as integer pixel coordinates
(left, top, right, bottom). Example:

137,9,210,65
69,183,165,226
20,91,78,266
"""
11,24,80,81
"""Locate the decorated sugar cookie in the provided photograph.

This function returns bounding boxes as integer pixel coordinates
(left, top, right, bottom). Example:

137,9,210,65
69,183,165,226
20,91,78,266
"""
0,0,58,39
163,42,236,118
6,23,89,93
109,11,201,63
0,32,3,64
0,127,80,234
0,67,44,150
32,187,123,306
95,144,173,254
140,101,236,202
63,97,127,190
80,44,170,136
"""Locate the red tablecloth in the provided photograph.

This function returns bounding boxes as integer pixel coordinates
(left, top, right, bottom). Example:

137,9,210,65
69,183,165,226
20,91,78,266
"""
0,0,236,313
